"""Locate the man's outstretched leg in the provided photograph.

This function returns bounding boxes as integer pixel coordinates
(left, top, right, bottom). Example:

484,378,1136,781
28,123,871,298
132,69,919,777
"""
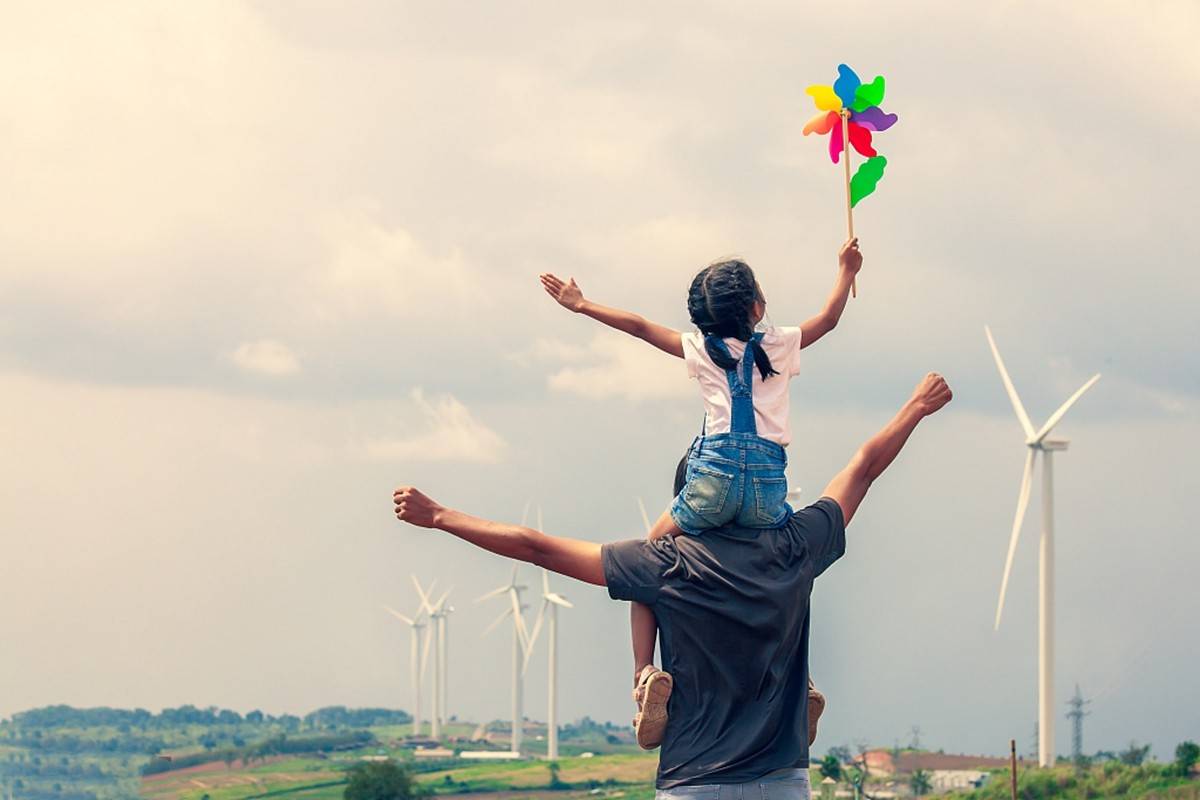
821,372,953,526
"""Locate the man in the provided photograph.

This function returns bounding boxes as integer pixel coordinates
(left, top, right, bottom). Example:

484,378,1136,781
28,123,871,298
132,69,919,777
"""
394,373,952,799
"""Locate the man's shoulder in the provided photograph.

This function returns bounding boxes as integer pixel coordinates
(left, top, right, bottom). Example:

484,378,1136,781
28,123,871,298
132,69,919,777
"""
700,498,842,543
602,537,679,604
784,497,844,533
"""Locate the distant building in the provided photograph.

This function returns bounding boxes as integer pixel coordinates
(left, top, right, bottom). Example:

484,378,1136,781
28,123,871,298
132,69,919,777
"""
459,751,524,761
413,748,456,759
863,750,1024,776
929,770,989,792
401,737,442,749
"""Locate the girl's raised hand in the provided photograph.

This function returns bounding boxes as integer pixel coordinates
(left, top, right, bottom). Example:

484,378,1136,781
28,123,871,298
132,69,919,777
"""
540,272,585,312
838,237,863,274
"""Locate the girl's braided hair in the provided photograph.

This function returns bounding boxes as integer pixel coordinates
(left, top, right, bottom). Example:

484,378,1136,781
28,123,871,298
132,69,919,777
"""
687,259,779,381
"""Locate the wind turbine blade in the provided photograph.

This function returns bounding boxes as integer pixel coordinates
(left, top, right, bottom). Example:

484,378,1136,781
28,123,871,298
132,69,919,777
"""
537,506,544,532
411,575,434,613
420,625,434,676
636,497,652,534
985,326,1036,439
434,589,451,612
520,499,532,527
523,600,548,673
994,449,1037,630
383,606,415,625
1032,374,1101,444
509,588,527,644
546,592,573,608
475,584,509,603
510,564,519,586
483,607,513,636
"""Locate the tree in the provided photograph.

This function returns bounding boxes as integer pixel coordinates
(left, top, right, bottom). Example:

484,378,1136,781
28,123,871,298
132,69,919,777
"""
828,746,854,764
819,756,842,781
547,761,566,789
344,761,424,800
1175,741,1199,777
909,770,932,797
1119,741,1151,766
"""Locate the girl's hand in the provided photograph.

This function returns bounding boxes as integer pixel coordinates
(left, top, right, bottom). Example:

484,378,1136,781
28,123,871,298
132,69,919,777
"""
838,237,863,275
540,273,585,312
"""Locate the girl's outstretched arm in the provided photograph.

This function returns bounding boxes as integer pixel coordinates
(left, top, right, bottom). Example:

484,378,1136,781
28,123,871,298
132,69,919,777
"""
799,237,863,350
540,273,684,358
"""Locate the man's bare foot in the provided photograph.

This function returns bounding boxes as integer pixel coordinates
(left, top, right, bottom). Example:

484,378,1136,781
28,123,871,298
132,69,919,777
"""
912,372,953,416
393,486,443,528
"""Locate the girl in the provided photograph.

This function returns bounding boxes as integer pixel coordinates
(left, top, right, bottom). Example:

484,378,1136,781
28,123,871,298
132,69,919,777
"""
539,238,862,747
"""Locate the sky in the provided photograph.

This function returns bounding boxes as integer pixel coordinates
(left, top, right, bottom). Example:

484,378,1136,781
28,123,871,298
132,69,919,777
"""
2,0,1198,761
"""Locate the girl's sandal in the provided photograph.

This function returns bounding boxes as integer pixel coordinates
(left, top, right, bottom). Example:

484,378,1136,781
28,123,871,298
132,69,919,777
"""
632,665,674,750
807,679,826,746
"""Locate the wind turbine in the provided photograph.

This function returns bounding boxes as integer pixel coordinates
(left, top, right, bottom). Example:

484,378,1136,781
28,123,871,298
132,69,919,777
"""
478,564,531,755
413,578,453,739
986,325,1100,768
523,509,573,760
438,593,454,730
384,604,428,738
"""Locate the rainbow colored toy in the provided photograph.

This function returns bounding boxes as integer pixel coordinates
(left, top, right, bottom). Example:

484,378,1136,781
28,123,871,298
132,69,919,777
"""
803,64,898,295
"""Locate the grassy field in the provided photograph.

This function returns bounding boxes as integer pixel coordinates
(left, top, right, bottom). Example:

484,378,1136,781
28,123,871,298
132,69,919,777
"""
420,753,658,792
138,750,660,800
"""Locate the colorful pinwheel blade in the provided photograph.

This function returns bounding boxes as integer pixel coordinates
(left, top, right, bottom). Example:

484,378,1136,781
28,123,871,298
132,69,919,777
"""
806,84,842,112
848,123,877,158
850,156,887,207
851,76,886,112
828,116,843,163
833,64,861,108
803,110,838,136
850,105,898,132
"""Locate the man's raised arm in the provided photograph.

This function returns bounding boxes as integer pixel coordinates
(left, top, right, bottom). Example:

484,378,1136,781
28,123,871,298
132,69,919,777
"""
393,487,606,586
822,372,953,526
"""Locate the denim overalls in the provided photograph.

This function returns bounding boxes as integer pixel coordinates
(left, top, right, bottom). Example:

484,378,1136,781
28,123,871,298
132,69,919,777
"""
669,333,793,535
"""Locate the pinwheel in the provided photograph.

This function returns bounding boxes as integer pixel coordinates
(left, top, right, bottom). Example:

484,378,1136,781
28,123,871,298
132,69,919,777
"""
803,64,899,295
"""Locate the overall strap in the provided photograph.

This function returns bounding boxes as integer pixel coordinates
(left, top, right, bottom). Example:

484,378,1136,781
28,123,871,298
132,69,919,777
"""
704,333,761,435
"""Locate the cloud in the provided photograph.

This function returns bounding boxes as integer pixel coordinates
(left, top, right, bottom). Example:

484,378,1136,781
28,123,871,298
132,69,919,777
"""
228,339,301,377
543,332,691,401
306,209,490,323
363,389,506,463
507,338,590,367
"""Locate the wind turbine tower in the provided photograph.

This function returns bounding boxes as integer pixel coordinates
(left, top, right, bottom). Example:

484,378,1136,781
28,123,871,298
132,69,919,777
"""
524,508,573,760
439,594,454,727
986,326,1100,768
384,604,427,738
479,566,531,755
414,578,453,739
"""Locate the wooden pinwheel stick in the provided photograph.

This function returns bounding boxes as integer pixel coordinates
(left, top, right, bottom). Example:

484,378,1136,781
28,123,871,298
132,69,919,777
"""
841,108,857,298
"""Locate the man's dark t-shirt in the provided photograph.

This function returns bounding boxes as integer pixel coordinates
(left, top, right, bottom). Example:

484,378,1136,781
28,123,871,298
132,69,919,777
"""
602,498,845,789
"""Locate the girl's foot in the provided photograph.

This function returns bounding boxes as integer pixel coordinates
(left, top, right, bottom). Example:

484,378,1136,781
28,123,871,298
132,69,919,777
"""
632,665,673,750
807,681,826,745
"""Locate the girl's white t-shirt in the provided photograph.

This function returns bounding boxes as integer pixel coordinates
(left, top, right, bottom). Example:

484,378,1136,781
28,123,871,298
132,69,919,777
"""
681,326,803,446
